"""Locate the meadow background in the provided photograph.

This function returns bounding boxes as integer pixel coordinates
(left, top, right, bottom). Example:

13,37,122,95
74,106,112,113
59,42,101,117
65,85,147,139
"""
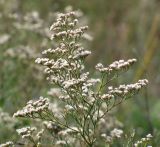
0,0,160,144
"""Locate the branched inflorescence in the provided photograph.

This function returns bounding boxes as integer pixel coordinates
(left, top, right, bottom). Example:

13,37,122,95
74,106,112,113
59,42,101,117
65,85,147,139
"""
15,126,45,146
13,97,50,118
12,11,149,147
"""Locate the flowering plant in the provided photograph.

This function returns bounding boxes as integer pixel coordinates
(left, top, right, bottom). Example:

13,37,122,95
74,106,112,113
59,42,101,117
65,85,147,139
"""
1,11,151,147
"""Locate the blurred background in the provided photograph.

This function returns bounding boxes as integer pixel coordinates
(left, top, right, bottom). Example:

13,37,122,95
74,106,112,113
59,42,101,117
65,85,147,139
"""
0,0,160,144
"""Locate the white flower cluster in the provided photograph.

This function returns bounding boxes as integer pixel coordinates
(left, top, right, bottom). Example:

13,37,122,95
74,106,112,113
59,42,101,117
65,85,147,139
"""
95,59,137,74
50,12,88,40
100,93,114,100
51,26,88,40
107,79,148,97
13,97,49,118
0,141,14,147
110,128,123,138
81,78,101,96
101,128,123,143
50,12,78,30
16,126,36,139
42,42,79,56
42,44,67,55
35,11,90,93
16,127,45,146
62,72,89,89
100,79,148,100
134,134,153,147
72,48,91,59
